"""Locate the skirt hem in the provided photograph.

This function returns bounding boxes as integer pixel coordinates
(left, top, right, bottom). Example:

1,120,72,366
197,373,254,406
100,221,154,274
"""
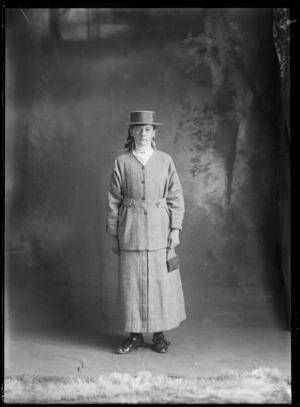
119,315,187,334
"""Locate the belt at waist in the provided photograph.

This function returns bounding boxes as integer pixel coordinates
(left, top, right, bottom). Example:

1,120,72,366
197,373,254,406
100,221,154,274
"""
123,196,167,208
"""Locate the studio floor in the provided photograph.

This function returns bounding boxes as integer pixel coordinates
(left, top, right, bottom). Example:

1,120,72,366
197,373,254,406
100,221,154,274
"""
5,319,291,379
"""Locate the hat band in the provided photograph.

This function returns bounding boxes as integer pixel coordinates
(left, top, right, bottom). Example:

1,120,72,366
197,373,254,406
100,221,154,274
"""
127,111,163,125
130,111,156,124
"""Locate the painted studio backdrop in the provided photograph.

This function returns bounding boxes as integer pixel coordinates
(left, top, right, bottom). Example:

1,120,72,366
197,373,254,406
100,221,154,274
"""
5,8,290,339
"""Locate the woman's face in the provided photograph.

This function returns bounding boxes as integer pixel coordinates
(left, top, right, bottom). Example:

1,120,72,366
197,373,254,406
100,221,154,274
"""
130,125,156,148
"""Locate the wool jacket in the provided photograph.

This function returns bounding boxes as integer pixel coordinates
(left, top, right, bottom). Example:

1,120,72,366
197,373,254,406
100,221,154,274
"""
106,150,185,250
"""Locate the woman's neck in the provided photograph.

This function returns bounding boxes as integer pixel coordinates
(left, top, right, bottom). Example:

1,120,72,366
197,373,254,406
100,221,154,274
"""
134,143,153,152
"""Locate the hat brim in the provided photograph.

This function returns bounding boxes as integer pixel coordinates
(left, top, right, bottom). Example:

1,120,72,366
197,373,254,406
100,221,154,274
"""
126,122,163,125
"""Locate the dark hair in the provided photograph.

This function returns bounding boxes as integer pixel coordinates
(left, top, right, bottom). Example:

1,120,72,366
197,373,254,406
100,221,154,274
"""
124,125,157,151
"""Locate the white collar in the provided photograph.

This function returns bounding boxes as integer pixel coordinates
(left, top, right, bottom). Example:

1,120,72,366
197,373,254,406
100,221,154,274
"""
134,145,153,154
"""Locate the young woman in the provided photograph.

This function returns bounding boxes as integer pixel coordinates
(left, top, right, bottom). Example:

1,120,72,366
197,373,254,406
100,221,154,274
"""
106,111,186,354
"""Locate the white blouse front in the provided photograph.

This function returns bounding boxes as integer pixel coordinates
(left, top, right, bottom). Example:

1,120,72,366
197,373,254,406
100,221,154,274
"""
132,145,154,166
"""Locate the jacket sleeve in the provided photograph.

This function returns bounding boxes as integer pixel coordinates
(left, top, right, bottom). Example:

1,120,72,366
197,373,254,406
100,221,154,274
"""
106,158,123,236
166,158,185,230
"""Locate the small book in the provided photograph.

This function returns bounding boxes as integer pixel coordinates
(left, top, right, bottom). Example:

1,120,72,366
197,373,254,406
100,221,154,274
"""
166,249,180,272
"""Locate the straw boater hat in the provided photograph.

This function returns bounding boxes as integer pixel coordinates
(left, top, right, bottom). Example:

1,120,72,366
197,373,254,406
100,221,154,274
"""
127,111,163,126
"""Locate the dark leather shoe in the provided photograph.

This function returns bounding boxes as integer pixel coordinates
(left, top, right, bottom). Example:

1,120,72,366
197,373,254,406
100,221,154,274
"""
115,334,144,354
152,333,171,353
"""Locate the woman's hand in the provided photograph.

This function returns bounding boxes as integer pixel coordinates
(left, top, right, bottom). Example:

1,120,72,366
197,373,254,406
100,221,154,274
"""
110,235,120,256
167,229,180,249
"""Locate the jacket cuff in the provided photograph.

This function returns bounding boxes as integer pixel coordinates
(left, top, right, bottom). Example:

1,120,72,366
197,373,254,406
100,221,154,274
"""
106,222,118,236
171,217,183,231
107,232,118,237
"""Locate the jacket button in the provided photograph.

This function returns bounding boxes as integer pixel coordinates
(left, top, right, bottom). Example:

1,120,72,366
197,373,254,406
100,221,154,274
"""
144,211,147,215
142,196,145,200
142,166,145,170
141,180,145,184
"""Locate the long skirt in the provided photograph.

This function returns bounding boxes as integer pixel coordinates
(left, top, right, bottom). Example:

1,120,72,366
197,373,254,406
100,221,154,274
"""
117,247,186,333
